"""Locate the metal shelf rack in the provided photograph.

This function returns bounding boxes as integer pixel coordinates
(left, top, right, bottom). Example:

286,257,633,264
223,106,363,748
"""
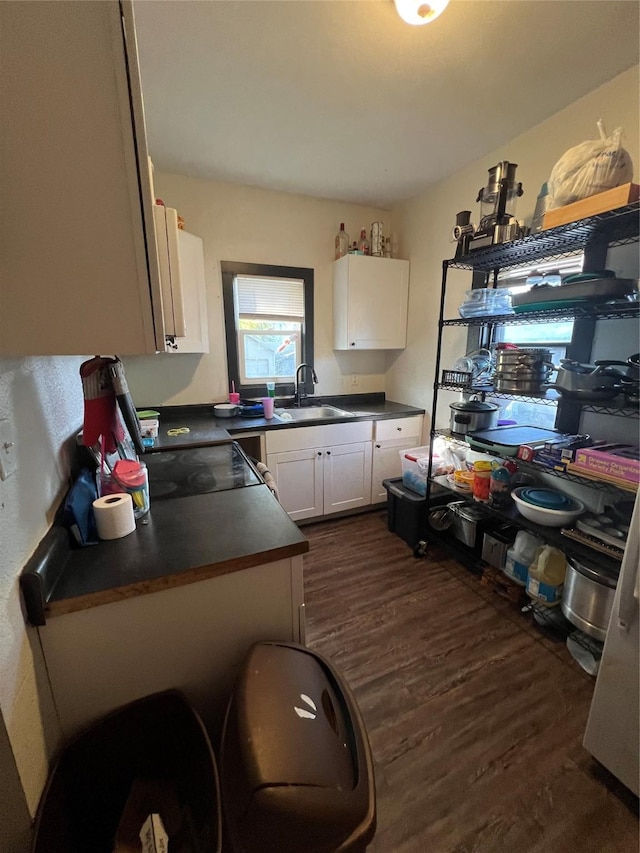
426,200,640,566
447,201,639,273
430,476,624,574
436,383,639,417
442,303,639,327
433,429,637,494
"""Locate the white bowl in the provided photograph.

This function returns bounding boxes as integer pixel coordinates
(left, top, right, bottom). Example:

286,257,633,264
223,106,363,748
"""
512,487,585,527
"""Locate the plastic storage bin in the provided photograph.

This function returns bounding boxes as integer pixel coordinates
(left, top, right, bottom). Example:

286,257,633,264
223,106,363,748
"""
384,477,427,548
32,690,221,853
221,642,376,853
400,445,431,496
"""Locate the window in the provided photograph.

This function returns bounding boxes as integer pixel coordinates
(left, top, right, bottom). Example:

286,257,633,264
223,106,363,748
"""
221,262,314,398
487,254,583,428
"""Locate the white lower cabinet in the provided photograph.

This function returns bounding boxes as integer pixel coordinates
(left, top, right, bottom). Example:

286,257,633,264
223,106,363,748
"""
266,421,373,521
371,416,423,503
38,557,304,742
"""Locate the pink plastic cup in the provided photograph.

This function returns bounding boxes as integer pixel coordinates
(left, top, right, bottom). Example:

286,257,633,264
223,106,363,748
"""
229,392,241,404
262,397,275,419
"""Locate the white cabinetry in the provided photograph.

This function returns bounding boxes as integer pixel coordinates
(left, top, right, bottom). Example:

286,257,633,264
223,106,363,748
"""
154,204,209,354
0,1,165,355
173,229,210,354
39,557,304,741
266,422,373,521
371,416,423,503
333,255,410,350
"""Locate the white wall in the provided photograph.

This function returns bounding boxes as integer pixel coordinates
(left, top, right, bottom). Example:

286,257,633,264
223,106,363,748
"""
124,178,393,406
0,356,85,818
387,66,640,427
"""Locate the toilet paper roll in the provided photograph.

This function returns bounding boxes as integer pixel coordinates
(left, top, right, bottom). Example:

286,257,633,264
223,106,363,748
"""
93,493,136,540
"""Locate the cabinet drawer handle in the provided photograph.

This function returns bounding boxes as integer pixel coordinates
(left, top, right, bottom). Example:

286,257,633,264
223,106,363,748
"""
350,342,356,347
376,444,381,449
326,451,331,455
397,427,402,431
317,451,322,456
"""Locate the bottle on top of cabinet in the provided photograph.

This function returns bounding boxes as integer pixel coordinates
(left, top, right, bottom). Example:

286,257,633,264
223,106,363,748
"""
335,223,349,260
357,228,370,255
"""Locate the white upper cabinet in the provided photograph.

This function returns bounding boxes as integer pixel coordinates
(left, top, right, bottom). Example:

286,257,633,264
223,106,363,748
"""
172,229,210,354
0,1,164,355
333,255,410,350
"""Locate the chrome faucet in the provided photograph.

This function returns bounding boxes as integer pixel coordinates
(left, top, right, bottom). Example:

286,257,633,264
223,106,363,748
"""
294,363,318,406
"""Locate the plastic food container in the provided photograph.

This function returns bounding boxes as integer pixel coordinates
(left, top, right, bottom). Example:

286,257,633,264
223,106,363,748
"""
139,418,159,438
98,460,150,519
458,288,514,318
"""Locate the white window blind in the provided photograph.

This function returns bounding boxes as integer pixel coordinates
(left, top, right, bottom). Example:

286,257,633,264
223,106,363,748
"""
235,275,304,321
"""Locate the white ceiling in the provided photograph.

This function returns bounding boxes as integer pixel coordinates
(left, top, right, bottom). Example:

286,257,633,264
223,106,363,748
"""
134,0,639,208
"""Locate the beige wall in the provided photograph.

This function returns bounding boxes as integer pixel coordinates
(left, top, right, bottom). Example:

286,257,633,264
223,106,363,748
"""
0,356,86,820
387,65,640,427
124,178,393,406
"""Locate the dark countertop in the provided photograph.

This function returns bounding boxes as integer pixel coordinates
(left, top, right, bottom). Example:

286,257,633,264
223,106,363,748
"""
21,395,422,622
152,395,425,451
23,484,308,620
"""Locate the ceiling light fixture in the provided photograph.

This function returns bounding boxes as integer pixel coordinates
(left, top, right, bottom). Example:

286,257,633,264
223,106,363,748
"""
394,0,449,26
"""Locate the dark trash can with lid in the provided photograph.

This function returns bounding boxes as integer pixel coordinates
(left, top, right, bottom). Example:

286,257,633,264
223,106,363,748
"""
32,690,221,853
220,642,376,853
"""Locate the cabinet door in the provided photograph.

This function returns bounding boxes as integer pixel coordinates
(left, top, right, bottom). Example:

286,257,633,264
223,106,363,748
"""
323,442,373,514
333,255,410,350
171,230,209,354
371,417,423,503
0,0,164,355
371,443,407,503
267,450,324,522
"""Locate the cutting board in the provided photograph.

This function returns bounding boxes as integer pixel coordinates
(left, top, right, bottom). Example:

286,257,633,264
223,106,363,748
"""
543,182,639,230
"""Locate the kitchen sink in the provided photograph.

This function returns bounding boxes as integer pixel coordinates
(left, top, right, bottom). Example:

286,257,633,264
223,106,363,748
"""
275,405,353,421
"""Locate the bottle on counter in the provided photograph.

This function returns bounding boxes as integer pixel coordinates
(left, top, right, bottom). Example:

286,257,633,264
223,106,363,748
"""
348,241,358,254
357,228,370,255
334,223,349,260
384,237,392,258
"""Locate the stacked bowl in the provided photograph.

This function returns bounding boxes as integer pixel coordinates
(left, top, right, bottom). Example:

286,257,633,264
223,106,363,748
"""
512,487,584,527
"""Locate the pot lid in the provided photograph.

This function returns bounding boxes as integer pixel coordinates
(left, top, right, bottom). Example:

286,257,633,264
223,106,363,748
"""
449,400,499,413
568,555,619,588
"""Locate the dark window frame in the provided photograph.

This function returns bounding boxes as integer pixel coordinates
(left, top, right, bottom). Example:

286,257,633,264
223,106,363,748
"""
221,261,314,400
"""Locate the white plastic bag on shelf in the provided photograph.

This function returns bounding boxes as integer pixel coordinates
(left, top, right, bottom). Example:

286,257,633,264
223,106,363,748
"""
547,121,633,208
432,435,467,474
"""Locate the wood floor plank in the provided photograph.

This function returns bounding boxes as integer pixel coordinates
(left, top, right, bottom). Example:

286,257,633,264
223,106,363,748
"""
303,511,638,852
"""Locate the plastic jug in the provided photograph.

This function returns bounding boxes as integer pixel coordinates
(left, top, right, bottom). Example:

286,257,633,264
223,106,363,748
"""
526,545,566,606
504,530,544,586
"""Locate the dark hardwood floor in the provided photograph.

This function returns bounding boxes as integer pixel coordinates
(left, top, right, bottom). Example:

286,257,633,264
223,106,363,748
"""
303,510,639,853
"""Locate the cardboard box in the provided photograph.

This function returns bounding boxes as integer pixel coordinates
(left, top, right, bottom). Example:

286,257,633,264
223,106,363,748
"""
571,443,640,485
543,182,639,230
